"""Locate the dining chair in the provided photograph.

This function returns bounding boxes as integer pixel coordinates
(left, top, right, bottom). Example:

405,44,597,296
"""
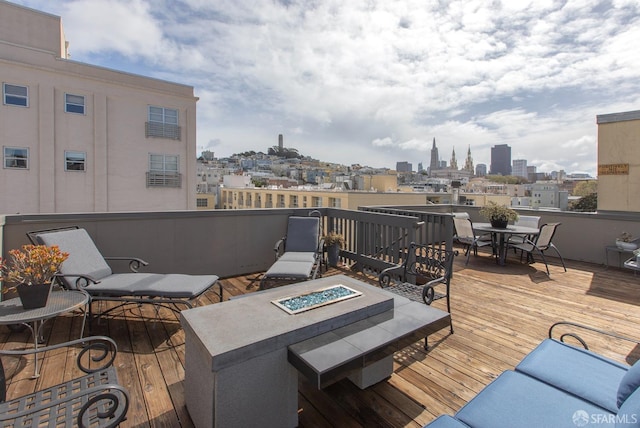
507,222,567,275
508,215,541,246
453,217,494,264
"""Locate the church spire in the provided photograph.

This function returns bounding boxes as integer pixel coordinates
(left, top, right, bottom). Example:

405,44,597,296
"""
450,147,458,170
464,145,474,173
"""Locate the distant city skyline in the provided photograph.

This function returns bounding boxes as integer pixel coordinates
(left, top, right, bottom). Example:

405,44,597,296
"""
11,0,640,177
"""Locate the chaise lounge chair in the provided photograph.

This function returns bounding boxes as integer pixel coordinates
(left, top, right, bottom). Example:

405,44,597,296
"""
28,227,222,321
259,214,324,289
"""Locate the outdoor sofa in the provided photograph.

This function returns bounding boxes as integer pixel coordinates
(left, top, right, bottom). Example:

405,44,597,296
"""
425,322,640,428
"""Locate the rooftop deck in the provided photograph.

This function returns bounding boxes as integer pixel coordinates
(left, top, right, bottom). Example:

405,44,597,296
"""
1,249,639,427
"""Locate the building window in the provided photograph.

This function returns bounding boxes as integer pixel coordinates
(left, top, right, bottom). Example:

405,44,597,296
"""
64,151,86,171
4,147,28,169
147,154,181,187
3,83,28,107
65,94,85,114
146,106,181,140
196,198,208,208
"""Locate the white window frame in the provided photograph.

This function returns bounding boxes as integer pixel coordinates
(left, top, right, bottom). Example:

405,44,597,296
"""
3,83,28,107
147,153,181,187
4,146,29,169
146,106,181,139
148,106,178,125
149,153,179,174
64,150,86,171
65,93,85,114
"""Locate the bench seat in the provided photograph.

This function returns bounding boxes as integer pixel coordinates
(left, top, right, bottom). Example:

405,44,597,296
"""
288,297,451,389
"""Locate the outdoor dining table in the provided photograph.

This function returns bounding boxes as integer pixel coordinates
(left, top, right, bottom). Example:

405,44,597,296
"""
473,223,540,266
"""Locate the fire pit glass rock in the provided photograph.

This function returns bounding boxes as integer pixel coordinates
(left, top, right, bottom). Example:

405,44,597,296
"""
272,284,362,315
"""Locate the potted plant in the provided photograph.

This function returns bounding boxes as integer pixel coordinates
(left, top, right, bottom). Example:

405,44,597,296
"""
616,232,638,251
324,232,345,267
479,202,519,228
0,245,69,309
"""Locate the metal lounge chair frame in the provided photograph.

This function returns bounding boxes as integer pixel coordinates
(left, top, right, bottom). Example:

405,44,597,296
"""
378,242,456,347
0,336,129,427
259,213,324,289
28,227,222,323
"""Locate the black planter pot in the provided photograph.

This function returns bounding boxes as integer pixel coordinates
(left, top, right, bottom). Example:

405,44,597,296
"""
16,283,52,310
327,244,341,267
490,218,508,228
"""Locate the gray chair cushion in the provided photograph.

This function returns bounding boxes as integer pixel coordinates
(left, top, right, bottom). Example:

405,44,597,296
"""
515,339,627,412
36,228,113,288
285,217,319,253
278,252,317,263
264,260,314,279
91,274,219,298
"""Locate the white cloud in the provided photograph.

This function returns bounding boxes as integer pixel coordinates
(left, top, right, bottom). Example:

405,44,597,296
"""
372,137,395,148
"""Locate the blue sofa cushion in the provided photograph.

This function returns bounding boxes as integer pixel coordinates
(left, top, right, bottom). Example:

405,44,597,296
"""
422,415,470,428
515,339,628,412
455,370,614,428
617,386,640,427
618,360,640,408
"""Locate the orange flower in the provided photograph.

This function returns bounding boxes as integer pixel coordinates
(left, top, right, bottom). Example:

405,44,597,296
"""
0,245,69,291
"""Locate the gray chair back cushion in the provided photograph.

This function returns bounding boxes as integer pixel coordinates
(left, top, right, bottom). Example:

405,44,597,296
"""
36,228,113,288
285,217,320,253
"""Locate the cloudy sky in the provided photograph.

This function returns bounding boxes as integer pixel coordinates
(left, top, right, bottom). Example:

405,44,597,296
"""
12,0,640,176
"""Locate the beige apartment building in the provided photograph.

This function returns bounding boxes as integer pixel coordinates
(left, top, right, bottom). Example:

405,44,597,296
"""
218,173,428,210
597,110,640,213
0,1,199,214
220,187,429,210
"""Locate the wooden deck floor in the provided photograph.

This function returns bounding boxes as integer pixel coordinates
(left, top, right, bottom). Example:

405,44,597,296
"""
2,249,640,427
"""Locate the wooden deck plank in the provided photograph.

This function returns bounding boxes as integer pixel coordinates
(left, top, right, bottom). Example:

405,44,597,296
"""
2,254,640,427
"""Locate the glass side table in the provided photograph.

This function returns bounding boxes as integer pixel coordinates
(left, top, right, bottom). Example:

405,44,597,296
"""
624,257,640,276
0,290,89,377
605,245,636,268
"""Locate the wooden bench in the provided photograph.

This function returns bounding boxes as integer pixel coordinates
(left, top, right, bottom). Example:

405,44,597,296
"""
0,336,129,427
287,296,451,389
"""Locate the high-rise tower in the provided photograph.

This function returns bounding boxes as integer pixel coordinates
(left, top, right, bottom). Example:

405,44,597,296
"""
490,144,511,176
429,138,439,175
